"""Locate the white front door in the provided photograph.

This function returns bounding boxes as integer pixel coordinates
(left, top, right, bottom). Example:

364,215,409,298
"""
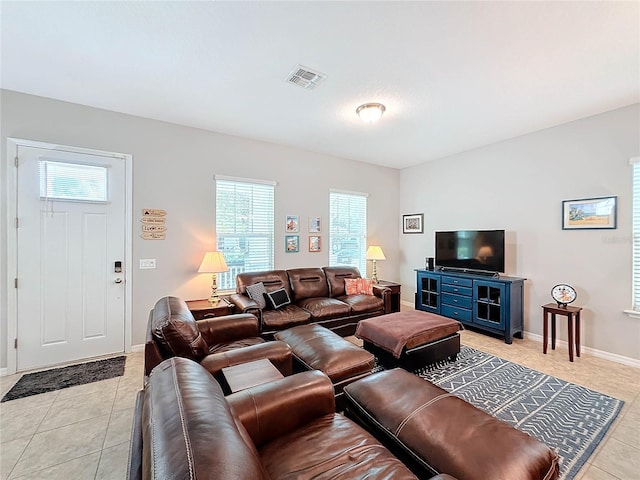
14,143,127,371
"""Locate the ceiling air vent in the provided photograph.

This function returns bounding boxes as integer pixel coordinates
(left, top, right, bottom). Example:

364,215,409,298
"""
286,65,326,90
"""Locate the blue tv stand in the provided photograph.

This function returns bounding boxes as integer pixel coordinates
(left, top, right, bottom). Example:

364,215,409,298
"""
415,269,526,344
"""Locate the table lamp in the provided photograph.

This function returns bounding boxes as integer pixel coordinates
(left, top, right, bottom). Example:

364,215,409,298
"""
366,245,386,284
198,251,229,305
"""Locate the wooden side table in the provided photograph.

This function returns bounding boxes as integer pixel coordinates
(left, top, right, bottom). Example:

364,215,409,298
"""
542,303,583,362
375,280,401,313
186,297,234,320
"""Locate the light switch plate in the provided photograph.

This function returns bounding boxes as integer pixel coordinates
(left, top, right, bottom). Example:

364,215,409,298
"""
139,259,156,269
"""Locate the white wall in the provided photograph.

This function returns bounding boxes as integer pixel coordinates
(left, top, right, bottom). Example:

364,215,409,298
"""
0,90,400,369
400,104,640,361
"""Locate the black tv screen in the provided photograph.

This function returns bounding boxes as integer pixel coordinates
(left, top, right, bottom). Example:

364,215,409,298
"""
435,230,505,273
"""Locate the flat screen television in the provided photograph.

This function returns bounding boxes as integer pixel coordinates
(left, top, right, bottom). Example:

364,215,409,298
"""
435,230,505,273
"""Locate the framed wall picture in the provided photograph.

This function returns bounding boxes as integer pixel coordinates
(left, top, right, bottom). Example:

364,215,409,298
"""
285,235,299,252
562,196,617,230
402,213,424,234
286,215,299,232
309,236,321,252
308,216,321,233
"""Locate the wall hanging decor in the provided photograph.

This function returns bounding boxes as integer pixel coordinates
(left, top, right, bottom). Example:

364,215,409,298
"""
309,236,321,252
562,196,617,230
286,215,299,232
402,213,424,234
286,235,299,252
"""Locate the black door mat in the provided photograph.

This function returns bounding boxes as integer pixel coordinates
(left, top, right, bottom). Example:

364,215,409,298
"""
1,355,126,402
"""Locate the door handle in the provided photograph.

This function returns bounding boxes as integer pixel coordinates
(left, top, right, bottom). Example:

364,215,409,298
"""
114,278,123,284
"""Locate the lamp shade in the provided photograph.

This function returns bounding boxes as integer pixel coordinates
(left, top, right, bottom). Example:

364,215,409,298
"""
198,251,229,273
366,245,386,261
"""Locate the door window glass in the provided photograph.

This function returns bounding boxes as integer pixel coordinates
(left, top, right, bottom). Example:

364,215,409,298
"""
39,160,109,202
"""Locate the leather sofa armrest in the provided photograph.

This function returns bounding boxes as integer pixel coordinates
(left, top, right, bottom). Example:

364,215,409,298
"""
127,390,144,480
200,341,293,377
144,310,165,376
196,313,260,344
227,370,335,448
372,285,392,314
144,340,164,377
229,293,260,313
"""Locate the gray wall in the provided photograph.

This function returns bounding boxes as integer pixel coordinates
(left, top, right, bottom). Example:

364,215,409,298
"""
0,90,401,369
2,90,637,367
399,104,640,361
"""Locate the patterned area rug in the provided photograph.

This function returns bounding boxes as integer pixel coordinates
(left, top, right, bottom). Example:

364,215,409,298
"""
1,356,126,402
413,346,623,480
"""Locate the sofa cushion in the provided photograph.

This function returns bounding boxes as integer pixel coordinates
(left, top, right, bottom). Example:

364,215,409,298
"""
262,304,312,330
245,282,268,309
275,324,374,385
338,294,384,314
259,413,418,479
344,369,559,480
150,296,209,362
288,267,329,301
297,297,351,320
265,287,292,309
323,266,362,297
143,357,268,480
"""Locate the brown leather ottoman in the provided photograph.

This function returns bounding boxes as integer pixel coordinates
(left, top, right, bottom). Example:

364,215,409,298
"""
356,311,461,371
344,368,560,480
275,324,374,410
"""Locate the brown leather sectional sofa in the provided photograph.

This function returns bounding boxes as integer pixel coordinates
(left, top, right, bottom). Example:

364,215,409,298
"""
128,356,457,480
229,266,390,337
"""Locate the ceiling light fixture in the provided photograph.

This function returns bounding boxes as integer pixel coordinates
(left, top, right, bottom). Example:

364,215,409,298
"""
356,103,386,123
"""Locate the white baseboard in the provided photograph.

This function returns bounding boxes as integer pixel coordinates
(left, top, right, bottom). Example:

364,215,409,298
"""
400,301,640,368
524,332,640,368
0,368,7,377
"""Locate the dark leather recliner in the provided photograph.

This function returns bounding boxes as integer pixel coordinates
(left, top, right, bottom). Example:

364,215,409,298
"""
143,296,292,378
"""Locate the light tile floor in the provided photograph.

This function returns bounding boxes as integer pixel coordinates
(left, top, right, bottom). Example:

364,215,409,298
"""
0,352,143,480
0,329,638,479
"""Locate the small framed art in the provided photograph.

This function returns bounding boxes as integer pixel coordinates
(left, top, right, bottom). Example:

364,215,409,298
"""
308,216,321,233
285,235,299,252
309,236,321,252
402,213,424,234
286,215,299,233
562,196,617,230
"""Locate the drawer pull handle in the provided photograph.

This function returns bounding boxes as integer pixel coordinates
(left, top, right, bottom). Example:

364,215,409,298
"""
203,313,216,318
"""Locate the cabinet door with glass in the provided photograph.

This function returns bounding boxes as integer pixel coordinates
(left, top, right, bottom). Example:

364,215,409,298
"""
416,271,440,314
472,280,506,330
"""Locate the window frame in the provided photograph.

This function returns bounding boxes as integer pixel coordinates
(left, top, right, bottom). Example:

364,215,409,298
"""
328,189,368,276
215,175,276,291
628,156,640,317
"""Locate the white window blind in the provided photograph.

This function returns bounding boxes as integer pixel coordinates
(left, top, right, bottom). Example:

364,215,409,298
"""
39,159,108,202
632,158,640,311
216,178,274,290
329,190,367,275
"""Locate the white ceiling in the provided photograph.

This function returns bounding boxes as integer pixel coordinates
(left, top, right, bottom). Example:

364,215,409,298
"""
1,1,638,169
